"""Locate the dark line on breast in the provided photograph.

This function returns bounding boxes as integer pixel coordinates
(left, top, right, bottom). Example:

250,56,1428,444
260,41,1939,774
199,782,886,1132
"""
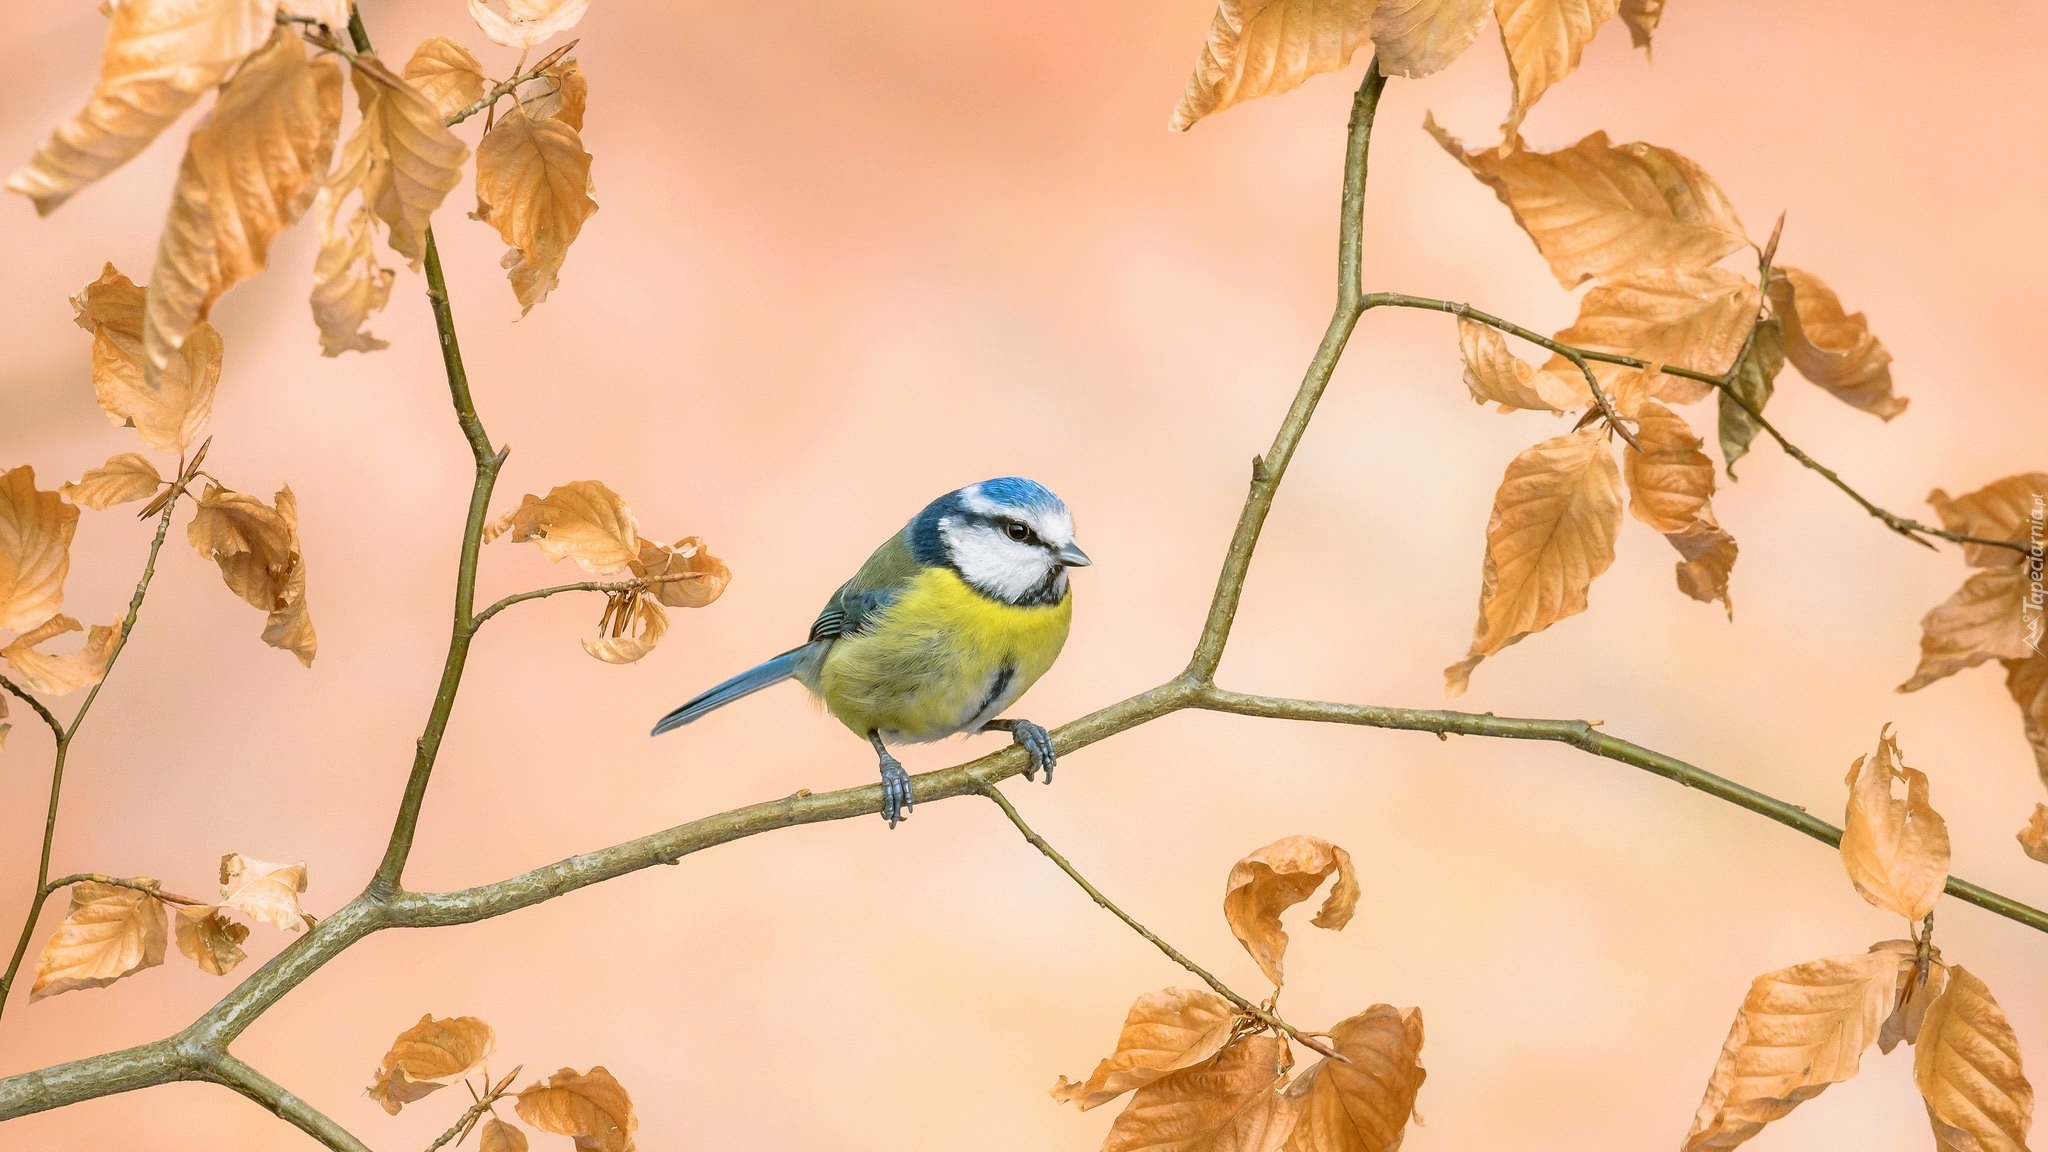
974,663,1016,724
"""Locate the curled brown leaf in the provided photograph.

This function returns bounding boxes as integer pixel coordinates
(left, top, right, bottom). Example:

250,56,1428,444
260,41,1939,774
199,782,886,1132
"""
1169,1,1376,132
368,1014,497,1115
1284,1004,1426,1152
473,103,598,313
1495,0,1619,139
2020,803,2048,865
516,1066,637,1152
187,484,317,665
72,265,222,452
1623,399,1713,534
29,880,168,1002
1,615,121,696
1223,835,1361,988
174,906,251,976
1914,966,2034,1152
632,536,731,609
0,466,80,634
1839,727,1950,923
218,853,310,932
1769,266,1905,420
1456,317,1589,412
403,36,488,120
1053,987,1238,1111
1103,1035,1296,1152
487,481,640,575
60,453,164,511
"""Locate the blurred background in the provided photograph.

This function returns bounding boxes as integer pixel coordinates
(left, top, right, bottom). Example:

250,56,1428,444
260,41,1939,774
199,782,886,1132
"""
3,1,2045,1147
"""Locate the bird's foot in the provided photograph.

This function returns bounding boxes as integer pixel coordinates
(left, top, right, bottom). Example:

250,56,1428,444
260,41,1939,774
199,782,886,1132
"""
991,719,1057,784
878,754,914,828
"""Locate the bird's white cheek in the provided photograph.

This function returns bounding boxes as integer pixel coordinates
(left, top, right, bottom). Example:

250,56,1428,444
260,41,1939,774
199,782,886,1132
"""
943,527,1050,602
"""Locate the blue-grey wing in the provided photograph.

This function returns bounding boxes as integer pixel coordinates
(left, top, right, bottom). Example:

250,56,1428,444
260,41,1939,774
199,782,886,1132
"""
808,531,920,641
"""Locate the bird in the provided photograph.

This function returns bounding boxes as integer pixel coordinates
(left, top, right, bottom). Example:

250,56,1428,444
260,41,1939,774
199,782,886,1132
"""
651,477,1091,827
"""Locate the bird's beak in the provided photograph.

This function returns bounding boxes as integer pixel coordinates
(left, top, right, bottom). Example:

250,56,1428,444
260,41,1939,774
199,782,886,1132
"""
1055,542,1092,567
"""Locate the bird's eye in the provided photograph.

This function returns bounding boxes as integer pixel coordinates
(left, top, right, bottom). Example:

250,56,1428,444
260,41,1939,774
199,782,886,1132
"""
1005,521,1029,542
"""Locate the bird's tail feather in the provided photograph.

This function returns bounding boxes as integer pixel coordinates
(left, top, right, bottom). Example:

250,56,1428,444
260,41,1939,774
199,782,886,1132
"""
650,645,810,736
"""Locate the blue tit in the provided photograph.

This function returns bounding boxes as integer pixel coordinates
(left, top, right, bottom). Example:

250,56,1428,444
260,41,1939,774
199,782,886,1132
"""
651,477,1091,827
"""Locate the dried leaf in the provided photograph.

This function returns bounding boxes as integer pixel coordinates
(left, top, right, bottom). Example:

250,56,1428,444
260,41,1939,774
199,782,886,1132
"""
1618,0,1662,50
1104,1035,1296,1152
2,615,121,695
1769,266,1905,420
1369,0,1491,79
29,880,168,1001
402,36,488,120
188,485,317,665
481,1118,531,1152
217,853,309,932
1717,312,1784,478
1927,474,2048,571
516,1066,637,1152
1284,1005,1425,1152
1668,512,1737,617
487,481,640,575
174,905,250,975
1495,0,1619,139
1915,966,2034,1152
1840,727,1950,924
1683,949,1900,1150
1053,988,1239,1111
0,466,81,634
2008,655,2048,790
310,196,396,355
582,594,668,664
632,536,731,609
336,57,470,270
1544,265,1760,407
469,0,591,49
519,58,586,130
1445,428,1622,694
1898,569,2033,692
60,453,163,510
1425,118,1749,288
1871,939,1947,1055
71,265,223,452
368,1014,497,1115
1623,399,1713,533
2019,804,2048,865
1223,835,1360,987
142,28,341,387
1168,0,1377,132
473,104,598,312
5,0,283,214
1456,317,1589,412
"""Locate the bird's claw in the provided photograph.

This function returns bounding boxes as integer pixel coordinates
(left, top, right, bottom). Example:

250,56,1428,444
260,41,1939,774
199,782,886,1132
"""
1009,720,1057,784
879,756,914,828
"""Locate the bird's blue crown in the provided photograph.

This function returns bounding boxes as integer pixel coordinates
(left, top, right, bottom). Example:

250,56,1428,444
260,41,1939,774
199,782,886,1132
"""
907,477,1069,567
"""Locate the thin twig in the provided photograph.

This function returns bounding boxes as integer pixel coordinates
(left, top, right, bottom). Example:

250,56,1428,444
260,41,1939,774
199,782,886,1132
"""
39,874,207,907
0,676,63,744
471,572,700,629
981,783,1349,1063
443,40,579,128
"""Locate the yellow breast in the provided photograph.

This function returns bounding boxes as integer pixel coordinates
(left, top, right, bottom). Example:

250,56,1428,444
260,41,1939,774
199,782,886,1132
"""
815,567,1072,743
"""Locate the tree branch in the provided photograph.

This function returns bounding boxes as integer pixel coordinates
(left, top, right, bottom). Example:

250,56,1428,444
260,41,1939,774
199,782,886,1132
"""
39,875,206,907
443,40,579,128
209,1052,373,1152
980,783,1348,1063
0,675,63,745
471,572,701,629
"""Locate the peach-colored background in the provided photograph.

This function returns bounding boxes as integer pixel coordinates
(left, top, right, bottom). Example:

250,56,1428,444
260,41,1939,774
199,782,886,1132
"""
4,1,2045,1148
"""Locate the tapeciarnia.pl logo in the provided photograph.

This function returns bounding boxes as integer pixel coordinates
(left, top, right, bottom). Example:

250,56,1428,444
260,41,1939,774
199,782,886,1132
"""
2027,494,2045,655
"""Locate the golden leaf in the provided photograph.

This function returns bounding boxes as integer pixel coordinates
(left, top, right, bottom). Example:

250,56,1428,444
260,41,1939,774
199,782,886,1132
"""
1223,835,1360,988
1683,949,1900,1151
487,481,640,575
60,453,164,511
2,615,121,696
1769,266,1905,420
142,28,341,387
515,1066,638,1152
1369,0,1491,79
174,905,250,975
402,36,488,120
1927,474,2048,571
1899,569,2033,692
368,1014,498,1115
519,58,586,130
1456,317,1589,412
1283,1004,1425,1152
1667,511,1737,617
1870,939,1947,1055
469,0,592,49
2008,656,2048,790
29,880,168,1001
632,536,731,609
1053,988,1239,1111
1103,1035,1296,1152
1915,966,2034,1152
1717,311,1783,478
4,0,282,214
335,58,470,270
71,265,223,452
188,484,317,665
481,1118,531,1152
1623,399,1713,533
2019,804,2048,865
473,104,598,313
1425,118,1749,288
582,594,668,665
1839,728,1951,923
1544,266,1760,406
0,466,81,634
217,853,309,932
1168,0,1377,133
1495,0,1619,139
310,196,397,355
1445,428,1622,694
1618,0,1662,51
